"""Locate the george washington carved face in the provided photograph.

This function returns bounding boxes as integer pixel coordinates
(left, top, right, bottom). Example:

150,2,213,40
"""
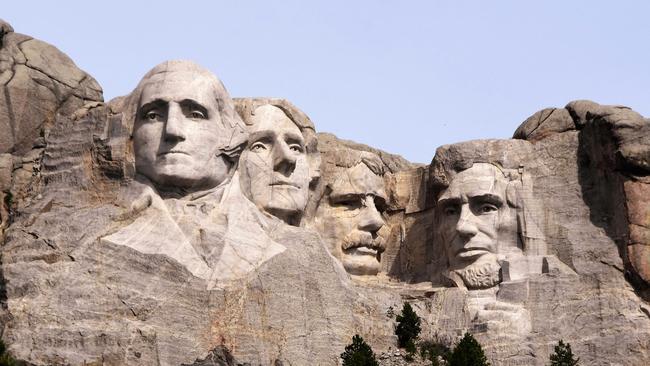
131,61,246,193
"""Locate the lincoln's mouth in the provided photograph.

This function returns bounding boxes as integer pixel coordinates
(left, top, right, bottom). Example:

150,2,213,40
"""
269,181,300,189
455,247,490,259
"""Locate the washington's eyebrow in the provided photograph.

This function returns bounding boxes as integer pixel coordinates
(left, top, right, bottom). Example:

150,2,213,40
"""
330,192,363,203
180,99,209,117
139,99,167,114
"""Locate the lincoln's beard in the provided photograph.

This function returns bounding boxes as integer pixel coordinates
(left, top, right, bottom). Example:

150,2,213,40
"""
451,259,501,289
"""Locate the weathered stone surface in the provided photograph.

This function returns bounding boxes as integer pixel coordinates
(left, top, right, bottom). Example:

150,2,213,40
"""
0,21,102,155
0,23,649,366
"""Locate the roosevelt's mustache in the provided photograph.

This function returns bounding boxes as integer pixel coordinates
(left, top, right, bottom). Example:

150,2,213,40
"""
341,231,386,252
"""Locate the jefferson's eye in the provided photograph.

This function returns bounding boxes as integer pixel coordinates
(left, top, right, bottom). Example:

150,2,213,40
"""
250,142,267,151
190,111,206,119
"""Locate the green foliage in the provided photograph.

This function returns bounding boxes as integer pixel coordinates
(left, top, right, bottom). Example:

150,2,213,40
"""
0,340,17,366
448,333,490,366
341,334,379,366
549,340,579,366
395,302,421,348
404,339,417,361
419,339,451,366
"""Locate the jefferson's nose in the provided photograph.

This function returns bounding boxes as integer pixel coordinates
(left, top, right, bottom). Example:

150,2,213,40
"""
272,142,296,175
456,204,478,238
358,196,384,233
164,103,186,141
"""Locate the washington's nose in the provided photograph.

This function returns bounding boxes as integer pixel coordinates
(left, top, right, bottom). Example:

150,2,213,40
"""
164,104,186,141
456,204,478,238
272,142,296,175
358,197,384,233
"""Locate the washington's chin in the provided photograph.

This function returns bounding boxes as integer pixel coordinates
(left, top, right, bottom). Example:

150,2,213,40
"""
341,249,381,276
148,163,223,190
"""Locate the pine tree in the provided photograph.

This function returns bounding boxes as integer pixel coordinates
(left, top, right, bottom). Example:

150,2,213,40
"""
448,332,490,366
549,340,579,366
340,334,379,366
395,302,421,348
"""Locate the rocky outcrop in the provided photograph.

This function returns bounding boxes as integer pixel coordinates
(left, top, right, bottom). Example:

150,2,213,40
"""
0,20,649,366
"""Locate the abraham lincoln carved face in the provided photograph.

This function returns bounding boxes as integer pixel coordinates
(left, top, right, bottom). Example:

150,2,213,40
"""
436,163,519,289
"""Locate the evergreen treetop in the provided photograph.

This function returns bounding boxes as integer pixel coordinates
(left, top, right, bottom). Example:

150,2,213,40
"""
448,332,490,366
549,340,579,366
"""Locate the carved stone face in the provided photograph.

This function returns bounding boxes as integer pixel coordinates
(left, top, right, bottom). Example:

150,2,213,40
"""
315,162,388,275
239,105,310,224
133,69,230,191
437,163,517,288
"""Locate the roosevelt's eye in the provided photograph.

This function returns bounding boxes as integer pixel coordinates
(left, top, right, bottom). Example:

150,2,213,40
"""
443,206,459,216
250,142,267,151
190,110,206,119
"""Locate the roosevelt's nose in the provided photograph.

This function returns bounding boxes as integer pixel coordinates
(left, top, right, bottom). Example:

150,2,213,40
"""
358,196,384,233
272,142,297,175
164,103,186,141
456,204,478,238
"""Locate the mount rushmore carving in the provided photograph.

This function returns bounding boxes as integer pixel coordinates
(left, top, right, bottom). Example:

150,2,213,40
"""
1,20,650,365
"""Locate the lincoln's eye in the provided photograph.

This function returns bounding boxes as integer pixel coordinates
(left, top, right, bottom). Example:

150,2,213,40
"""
480,204,498,213
190,111,206,119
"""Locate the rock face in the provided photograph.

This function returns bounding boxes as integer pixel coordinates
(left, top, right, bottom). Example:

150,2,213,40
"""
1,20,650,366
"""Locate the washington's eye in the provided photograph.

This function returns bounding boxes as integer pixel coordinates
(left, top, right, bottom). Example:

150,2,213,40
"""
289,144,303,153
250,142,267,151
145,111,160,121
190,110,206,119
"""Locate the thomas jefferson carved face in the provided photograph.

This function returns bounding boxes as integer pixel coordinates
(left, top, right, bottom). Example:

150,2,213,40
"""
315,161,388,275
133,64,236,191
437,163,518,289
239,105,311,224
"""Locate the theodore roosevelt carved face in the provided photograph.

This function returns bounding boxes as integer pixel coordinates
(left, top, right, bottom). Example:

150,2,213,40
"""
313,153,388,276
131,61,246,193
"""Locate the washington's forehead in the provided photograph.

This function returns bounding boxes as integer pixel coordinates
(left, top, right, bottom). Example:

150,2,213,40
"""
250,105,300,135
139,75,216,106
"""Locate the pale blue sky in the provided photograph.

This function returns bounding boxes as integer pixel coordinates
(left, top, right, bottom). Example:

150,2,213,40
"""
4,1,649,163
